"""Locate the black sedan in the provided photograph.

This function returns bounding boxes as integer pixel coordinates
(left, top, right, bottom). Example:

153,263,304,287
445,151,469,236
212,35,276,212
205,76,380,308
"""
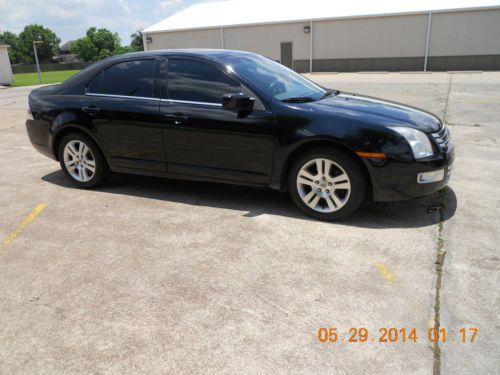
26,49,454,220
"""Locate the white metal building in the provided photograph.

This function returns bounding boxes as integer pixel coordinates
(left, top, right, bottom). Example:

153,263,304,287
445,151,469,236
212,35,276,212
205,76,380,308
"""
143,0,500,72
0,41,13,85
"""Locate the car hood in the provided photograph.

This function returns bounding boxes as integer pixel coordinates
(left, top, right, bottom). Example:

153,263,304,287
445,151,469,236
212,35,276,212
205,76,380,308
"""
305,92,442,133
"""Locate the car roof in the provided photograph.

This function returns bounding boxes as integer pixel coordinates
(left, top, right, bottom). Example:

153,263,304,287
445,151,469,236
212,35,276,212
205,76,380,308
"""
114,48,259,61
54,49,261,95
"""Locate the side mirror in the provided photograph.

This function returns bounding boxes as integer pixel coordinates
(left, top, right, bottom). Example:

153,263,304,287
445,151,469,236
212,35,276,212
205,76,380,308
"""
222,93,255,115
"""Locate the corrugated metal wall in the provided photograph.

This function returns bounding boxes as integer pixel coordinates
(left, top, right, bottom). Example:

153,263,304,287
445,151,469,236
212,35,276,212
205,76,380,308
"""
145,8,500,72
313,14,428,59
224,22,310,61
148,28,221,50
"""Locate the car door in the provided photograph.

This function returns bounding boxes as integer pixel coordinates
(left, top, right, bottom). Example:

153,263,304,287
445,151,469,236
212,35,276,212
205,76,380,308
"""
84,58,166,172
160,58,275,184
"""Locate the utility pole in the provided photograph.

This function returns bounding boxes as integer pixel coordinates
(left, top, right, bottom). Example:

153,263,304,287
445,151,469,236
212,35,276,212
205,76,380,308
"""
33,40,43,84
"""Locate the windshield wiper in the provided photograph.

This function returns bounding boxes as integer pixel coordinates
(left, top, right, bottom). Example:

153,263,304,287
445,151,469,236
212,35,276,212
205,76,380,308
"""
281,96,315,103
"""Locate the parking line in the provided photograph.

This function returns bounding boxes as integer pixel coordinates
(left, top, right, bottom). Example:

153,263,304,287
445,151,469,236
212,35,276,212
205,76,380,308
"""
0,203,47,253
374,262,396,284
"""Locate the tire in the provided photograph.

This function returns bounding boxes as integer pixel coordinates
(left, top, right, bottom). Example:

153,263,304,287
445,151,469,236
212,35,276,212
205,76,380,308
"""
58,132,110,188
288,147,367,220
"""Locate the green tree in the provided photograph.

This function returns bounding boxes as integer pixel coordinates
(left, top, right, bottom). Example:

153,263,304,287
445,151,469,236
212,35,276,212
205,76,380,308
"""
72,27,121,61
130,30,143,51
71,38,98,62
116,45,136,55
18,24,61,63
0,31,23,64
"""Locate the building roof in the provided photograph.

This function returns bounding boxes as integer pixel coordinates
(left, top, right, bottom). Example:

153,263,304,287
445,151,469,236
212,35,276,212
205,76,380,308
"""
60,40,75,53
144,0,500,33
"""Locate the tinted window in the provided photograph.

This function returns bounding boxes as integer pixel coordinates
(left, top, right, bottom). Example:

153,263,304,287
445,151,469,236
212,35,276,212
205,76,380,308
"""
87,72,102,93
88,60,155,98
167,59,242,103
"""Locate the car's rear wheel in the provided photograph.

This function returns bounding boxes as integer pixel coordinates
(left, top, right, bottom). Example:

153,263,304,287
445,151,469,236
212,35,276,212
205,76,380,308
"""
288,148,367,220
58,133,109,188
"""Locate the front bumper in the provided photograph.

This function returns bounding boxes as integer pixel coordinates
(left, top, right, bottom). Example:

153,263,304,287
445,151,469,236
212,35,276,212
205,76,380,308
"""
368,148,455,202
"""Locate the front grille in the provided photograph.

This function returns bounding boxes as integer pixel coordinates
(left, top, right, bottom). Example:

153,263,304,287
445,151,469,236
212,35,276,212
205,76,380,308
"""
431,126,451,151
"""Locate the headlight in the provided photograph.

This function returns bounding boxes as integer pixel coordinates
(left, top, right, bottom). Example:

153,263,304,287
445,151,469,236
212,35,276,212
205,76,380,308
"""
392,127,433,159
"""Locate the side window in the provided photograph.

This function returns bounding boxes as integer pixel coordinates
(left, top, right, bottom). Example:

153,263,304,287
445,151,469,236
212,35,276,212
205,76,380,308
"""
87,60,155,98
87,72,103,94
167,59,242,104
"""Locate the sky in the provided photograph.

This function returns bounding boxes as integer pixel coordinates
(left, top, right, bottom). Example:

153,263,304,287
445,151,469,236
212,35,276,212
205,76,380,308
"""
0,0,207,46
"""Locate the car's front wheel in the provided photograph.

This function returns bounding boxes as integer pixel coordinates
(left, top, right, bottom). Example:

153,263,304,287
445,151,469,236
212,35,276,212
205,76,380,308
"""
58,132,109,188
288,148,367,220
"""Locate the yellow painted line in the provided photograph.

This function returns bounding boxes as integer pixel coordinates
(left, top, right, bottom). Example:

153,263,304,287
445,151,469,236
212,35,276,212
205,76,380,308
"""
374,262,396,284
1,203,47,253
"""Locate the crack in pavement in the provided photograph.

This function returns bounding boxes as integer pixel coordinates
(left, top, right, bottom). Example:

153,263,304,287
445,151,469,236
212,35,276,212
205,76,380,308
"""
432,188,448,375
431,74,456,374
443,74,454,126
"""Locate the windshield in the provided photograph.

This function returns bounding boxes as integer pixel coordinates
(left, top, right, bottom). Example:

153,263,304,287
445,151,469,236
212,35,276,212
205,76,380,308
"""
220,53,327,101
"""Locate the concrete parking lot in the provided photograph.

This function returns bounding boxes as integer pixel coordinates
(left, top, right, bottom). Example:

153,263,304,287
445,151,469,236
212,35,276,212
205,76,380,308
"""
0,72,499,374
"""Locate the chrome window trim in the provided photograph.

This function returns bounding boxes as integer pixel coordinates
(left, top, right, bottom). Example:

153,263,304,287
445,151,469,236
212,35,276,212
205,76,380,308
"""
85,92,160,101
84,93,224,107
160,98,222,107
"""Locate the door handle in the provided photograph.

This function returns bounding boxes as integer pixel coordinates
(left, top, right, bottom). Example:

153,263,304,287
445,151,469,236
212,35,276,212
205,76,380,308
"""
164,113,189,126
81,106,100,115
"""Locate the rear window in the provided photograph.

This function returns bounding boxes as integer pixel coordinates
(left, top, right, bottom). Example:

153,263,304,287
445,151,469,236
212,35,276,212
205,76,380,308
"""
87,60,155,98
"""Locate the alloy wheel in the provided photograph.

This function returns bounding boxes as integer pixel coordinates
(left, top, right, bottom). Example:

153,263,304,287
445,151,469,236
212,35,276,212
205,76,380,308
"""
296,158,351,213
63,140,96,182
